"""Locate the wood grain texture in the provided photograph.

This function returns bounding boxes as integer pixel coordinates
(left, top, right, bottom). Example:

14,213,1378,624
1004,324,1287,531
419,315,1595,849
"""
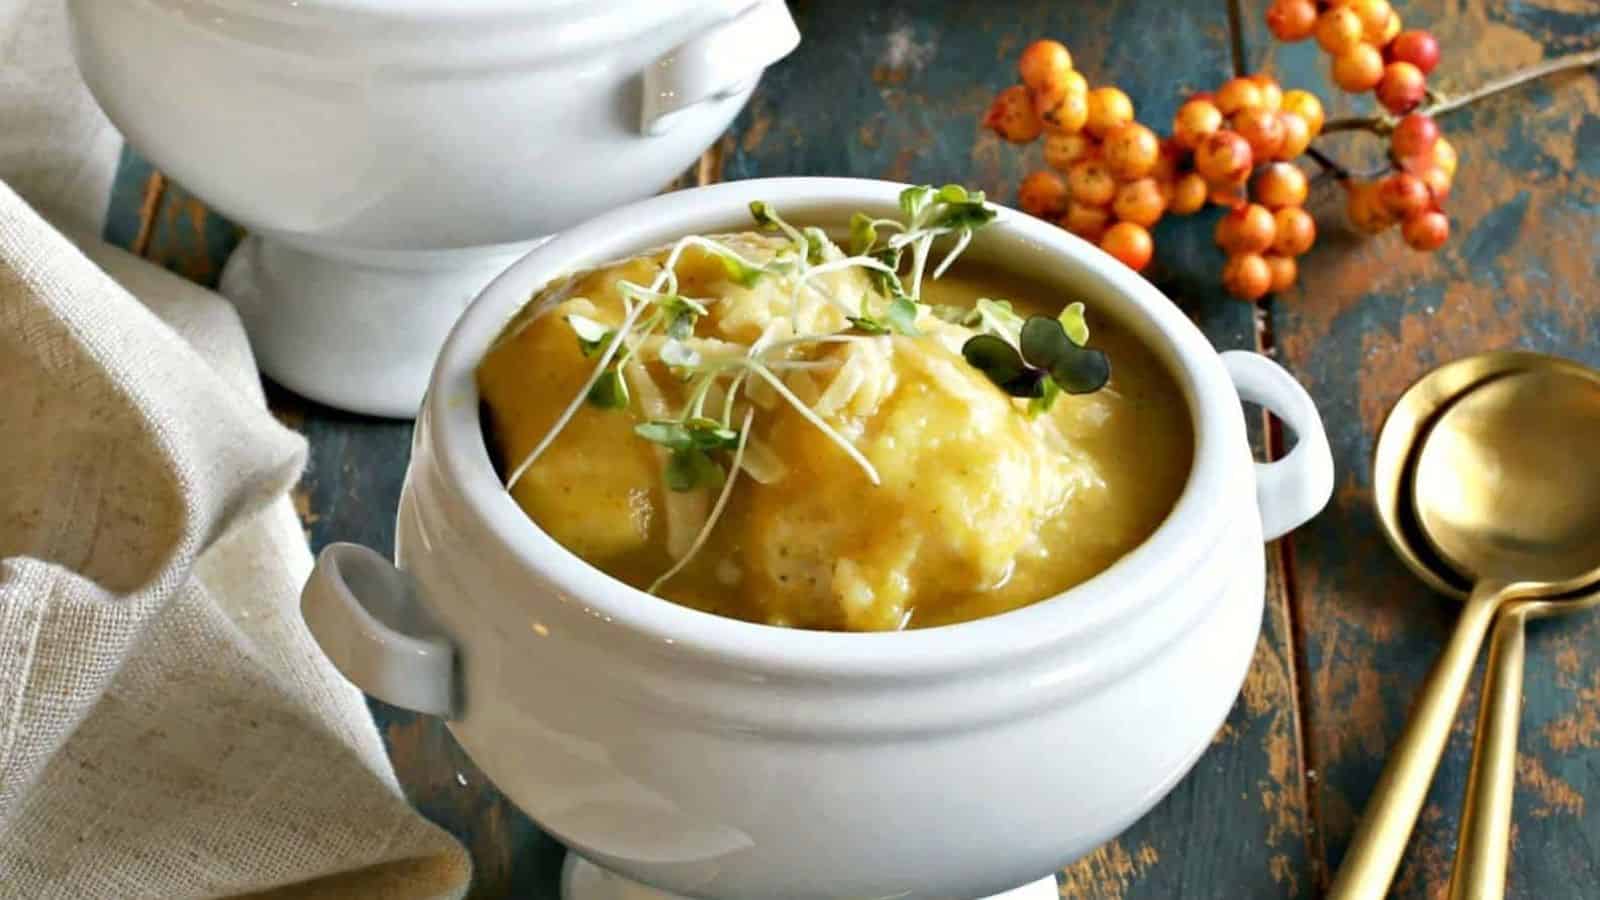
1241,1,1600,896
97,0,1600,897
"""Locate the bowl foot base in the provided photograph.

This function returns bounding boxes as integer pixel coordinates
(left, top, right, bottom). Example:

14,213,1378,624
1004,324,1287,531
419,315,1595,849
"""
219,234,540,419
560,854,1058,900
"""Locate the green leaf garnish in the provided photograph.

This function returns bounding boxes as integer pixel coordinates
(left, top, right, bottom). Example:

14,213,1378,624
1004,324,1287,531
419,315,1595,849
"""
587,368,629,409
937,184,970,204
926,199,997,232
1029,374,1062,417
847,316,890,335
718,254,764,287
634,418,739,452
567,313,615,359
849,212,878,256
885,295,921,335
1059,302,1090,346
803,226,830,265
899,185,935,220
965,298,1025,340
664,448,723,492
749,200,778,230
660,294,707,340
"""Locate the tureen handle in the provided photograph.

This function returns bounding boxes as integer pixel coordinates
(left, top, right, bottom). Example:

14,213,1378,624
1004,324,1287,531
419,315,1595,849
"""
1221,350,1334,542
301,543,458,719
640,0,800,136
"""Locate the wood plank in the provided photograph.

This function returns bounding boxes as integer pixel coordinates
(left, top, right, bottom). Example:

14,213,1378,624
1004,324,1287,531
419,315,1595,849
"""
1241,1,1600,896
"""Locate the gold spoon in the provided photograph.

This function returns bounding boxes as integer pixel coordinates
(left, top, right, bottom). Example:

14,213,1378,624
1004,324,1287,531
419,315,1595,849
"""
1331,362,1600,899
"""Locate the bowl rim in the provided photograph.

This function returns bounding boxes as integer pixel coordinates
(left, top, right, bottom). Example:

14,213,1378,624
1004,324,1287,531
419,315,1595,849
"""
422,177,1247,679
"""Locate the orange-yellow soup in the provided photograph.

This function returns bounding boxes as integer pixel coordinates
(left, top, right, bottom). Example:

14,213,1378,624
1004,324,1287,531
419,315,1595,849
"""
479,233,1191,631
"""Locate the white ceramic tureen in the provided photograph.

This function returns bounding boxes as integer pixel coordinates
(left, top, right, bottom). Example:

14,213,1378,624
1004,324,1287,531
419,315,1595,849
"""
299,178,1334,900
66,0,799,418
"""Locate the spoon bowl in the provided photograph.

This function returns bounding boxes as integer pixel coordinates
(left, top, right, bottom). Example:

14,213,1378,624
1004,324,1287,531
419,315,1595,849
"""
1415,369,1600,590
1373,350,1600,598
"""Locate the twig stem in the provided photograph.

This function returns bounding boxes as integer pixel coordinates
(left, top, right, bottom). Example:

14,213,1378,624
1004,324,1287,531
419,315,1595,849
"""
1322,47,1600,135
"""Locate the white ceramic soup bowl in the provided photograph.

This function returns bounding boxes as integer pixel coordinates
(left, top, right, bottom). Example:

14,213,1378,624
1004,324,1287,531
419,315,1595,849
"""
301,178,1334,900
67,0,798,418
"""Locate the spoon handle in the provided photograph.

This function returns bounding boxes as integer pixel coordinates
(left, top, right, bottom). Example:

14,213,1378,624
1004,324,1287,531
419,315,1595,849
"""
1326,580,1506,900
1448,606,1528,900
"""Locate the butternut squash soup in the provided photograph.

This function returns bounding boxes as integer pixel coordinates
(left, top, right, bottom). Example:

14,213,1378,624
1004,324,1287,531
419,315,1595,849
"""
478,187,1191,631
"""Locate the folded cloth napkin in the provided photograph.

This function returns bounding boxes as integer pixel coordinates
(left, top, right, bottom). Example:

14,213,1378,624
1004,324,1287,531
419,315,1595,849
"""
0,181,472,898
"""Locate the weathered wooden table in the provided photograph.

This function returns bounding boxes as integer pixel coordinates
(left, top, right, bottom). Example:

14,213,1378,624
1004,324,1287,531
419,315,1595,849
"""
106,1,1599,896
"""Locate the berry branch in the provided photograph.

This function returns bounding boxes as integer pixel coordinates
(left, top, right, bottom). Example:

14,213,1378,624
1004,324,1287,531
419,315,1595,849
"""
1321,47,1600,135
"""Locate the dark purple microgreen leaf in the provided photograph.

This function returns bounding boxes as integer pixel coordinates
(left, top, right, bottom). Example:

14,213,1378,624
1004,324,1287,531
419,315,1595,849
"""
962,333,1045,397
1019,315,1073,370
1050,344,1112,395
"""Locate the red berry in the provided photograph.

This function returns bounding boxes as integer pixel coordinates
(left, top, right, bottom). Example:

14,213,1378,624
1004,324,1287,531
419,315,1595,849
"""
1402,210,1450,251
1196,130,1254,184
1061,203,1111,242
1332,44,1385,93
1265,254,1298,293
1378,172,1431,219
1266,0,1318,42
1113,177,1167,227
1276,111,1314,160
1173,99,1225,150
1234,107,1287,161
1019,170,1071,218
1216,77,1265,116
1418,165,1453,204
1101,222,1154,271
1216,203,1278,255
1103,122,1161,179
1346,181,1395,234
1377,62,1427,114
1019,40,1074,92
1272,207,1317,256
1391,113,1440,160
1254,163,1309,209
1315,8,1365,56
984,85,1043,143
1169,173,1209,215
1068,158,1118,207
1223,254,1273,301
1390,30,1441,75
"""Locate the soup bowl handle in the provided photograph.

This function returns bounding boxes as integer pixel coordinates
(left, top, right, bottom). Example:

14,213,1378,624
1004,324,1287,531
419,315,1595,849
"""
640,0,801,136
300,543,458,719
1221,350,1334,542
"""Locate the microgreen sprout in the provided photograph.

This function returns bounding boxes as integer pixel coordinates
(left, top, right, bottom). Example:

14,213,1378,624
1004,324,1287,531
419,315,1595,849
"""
566,312,613,358
505,188,1041,587
635,417,740,492
961,311,1111,414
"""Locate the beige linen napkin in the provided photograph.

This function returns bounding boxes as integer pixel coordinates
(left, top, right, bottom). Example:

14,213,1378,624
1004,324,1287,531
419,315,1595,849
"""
0,182,472,898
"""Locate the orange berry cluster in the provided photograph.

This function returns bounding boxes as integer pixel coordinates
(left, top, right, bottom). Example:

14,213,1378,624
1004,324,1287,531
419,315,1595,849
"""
983,39,1168,273
1174,73,1323,300
1267,1,1455,254
1267,0,1437,110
